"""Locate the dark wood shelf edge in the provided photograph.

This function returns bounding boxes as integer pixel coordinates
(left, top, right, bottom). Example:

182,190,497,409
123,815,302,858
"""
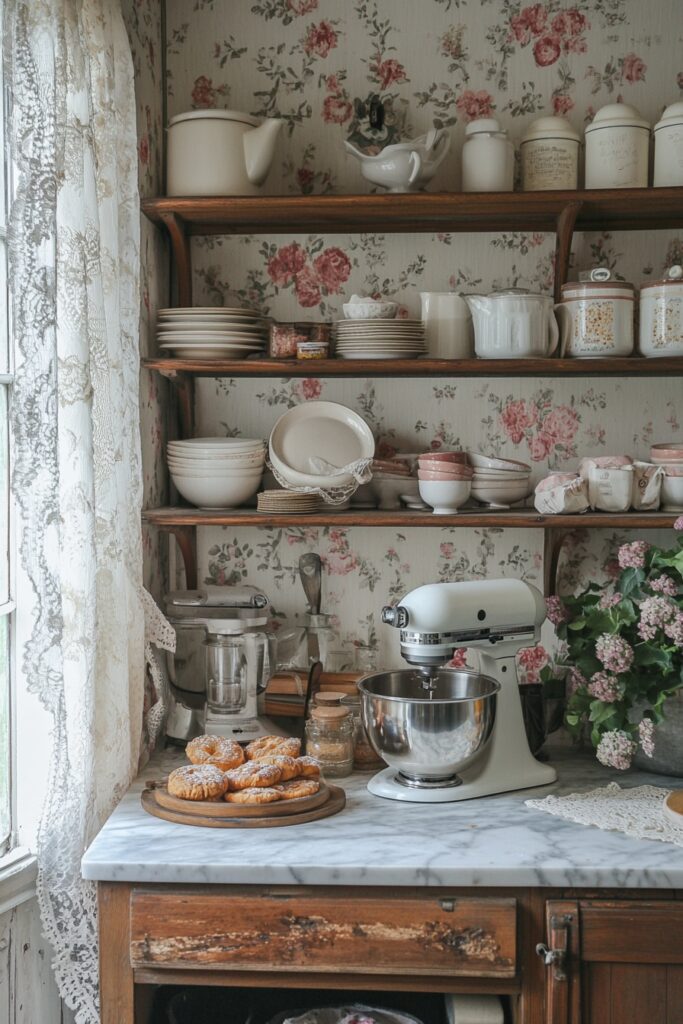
142,507,679,530
141,356,683,379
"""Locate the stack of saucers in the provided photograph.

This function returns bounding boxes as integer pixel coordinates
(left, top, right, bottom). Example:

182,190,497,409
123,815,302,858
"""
257,490,322,515
369,457,416,510
167,437,265,509
334,319,426,360
651,441,683,510
468,452,532,508
157,307,268,360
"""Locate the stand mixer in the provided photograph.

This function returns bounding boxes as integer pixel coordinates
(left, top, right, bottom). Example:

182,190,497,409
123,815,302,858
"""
359,578,558,802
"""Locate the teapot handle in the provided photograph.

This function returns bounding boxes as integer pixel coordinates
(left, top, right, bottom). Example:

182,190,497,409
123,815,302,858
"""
408,149,423,186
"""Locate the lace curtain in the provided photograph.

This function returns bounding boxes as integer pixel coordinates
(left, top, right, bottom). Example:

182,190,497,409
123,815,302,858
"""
5,1,145,1020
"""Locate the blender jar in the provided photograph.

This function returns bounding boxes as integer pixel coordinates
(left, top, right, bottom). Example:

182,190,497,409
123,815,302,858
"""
204,634,248,715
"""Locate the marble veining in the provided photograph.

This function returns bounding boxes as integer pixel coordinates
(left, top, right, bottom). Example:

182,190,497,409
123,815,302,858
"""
81,747,683,888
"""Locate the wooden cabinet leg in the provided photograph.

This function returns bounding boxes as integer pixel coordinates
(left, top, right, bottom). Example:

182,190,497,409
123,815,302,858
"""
99,883,134,1024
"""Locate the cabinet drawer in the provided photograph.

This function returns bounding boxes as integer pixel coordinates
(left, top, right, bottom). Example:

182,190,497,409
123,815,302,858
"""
581,900,683,963
130,890,517,978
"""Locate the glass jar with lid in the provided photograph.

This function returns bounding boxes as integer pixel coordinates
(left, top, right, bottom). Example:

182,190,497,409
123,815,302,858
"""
341,693,385,772
305,704,354,778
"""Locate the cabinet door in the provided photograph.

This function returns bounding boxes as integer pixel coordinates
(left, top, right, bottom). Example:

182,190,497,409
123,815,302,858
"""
540,899,683,1024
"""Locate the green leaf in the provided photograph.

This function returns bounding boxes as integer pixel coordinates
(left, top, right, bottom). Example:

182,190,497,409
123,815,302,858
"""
635,644,673,673
619,567,646,598
567,618,586,631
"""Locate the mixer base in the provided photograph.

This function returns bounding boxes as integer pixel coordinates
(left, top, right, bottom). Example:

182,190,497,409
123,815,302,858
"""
367,763,557,803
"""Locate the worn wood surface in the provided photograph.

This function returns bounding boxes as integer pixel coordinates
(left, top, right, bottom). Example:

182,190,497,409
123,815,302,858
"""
580,901,683,963
0,898,63,1024
129,890,517,977
99,883,135,1024
141,188,683,236
542,901,581,1024
583,963,683,1024
142,355,683,379
141,782,345,828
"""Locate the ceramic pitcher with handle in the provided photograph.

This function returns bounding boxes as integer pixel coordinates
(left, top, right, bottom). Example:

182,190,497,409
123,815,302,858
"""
466,290,559,359
420,291,473,358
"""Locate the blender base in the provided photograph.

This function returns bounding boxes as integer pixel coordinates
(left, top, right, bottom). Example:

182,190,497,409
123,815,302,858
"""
203,715,288,741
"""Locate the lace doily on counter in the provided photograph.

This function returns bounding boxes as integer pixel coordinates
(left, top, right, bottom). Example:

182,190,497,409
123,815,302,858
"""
526,782,683,847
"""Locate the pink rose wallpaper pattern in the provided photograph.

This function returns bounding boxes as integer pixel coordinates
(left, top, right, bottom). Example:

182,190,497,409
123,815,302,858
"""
126,0,682,675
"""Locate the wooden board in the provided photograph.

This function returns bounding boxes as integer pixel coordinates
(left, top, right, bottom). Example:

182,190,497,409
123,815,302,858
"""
664,790,683,827
141,782,345,828
150,778,330,818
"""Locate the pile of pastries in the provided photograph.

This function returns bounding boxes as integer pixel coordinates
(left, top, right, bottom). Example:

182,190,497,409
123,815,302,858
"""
166,733,321,805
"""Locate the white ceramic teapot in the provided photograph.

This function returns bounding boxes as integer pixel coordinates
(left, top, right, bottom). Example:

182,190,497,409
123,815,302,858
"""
167,110,283,196
466,289,559,359
344,129,450,192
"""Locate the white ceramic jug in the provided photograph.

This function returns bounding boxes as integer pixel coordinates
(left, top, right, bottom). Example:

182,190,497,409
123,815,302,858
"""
344,129,450,193
419,292,473,358
466,290,559,359
167,110,283,196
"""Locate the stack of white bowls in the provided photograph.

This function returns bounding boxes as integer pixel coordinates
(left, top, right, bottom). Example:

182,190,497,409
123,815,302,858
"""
651,442,683,510
167,437,266,509
418,452,473,514
468,452,533,508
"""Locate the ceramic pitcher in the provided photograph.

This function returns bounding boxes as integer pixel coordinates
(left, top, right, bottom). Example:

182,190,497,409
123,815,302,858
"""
419,292,473,358
466,290,559,359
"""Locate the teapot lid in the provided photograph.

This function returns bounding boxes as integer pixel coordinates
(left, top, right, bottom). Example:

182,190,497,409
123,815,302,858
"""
169,109,260,128
585,102,649,133
465,117,505,136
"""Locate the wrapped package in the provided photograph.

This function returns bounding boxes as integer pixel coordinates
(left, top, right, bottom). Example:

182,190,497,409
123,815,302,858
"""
587,464,634,512
631,461,664,510
534,474,589,514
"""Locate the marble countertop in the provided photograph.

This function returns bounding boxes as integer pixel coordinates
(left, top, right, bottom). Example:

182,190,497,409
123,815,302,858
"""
81,746,683,888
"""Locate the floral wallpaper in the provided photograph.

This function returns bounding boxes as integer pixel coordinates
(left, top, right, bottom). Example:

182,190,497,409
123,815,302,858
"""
128,1,682,677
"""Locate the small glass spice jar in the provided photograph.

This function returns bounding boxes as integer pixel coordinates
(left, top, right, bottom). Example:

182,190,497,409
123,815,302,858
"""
341,693,384,772
305,704,354,778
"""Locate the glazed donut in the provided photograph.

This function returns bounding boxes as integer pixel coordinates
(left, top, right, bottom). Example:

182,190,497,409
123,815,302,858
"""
167,764,228,801
245,734,301,761
295,755,321,778
186,734,245,772
275,778,320,800
225,761,282,791
251,753,299,781
225,786,282,805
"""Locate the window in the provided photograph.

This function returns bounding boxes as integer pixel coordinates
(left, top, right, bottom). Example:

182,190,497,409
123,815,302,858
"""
0,11,13,854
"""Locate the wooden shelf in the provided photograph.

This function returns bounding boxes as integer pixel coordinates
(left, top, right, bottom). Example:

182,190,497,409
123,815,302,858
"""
143,356,683,380
142,188,683,236
143,507,678,530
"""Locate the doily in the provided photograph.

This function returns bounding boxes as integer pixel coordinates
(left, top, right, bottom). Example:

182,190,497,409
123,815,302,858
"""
267,456,373,504
526,782,683,847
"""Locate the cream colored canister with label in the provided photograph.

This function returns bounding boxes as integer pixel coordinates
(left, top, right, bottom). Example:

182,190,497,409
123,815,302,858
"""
521,116,580,191
584,103,649,189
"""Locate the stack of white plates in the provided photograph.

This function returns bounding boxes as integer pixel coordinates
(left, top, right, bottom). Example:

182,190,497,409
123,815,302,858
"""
334,319,425,360
157,307,268,360
167,437,266,509
468,452,532,508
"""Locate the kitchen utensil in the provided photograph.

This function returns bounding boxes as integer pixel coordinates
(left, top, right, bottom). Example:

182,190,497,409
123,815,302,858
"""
468,452,531,472
360,579,556,802
269,400,375,491
419,291,473,358
661,472,683,510
257,491,322,514
344,128,450,193
521,116,580,191
639,266,683,357
370,475,412,510
141,780,345,828
584,103,649,189
418,478,472,514
266,1006,424,1024
467,290,559,359
343,296,398,319
418,451,468,465
650,442,683,463
654,103,683,186
167,109,283,196
461,118,514,192
663,790,683,827
556,278,634,358
170,471,263,509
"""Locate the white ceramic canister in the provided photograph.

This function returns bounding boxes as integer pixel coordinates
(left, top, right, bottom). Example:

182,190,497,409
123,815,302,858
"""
654,102,683,186
521,116,581,191
461,118,514,193
419,291,473,358
556,279,635,357
466,290,559,358
167,109,282,196
639,265,683,357
584,103,649,189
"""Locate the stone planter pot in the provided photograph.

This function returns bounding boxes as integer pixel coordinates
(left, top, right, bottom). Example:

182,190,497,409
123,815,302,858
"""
633,689,683,777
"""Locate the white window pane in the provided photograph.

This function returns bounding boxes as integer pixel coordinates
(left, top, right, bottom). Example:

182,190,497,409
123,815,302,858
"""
0,385,6,605
0,242,7,375
0,615,9,847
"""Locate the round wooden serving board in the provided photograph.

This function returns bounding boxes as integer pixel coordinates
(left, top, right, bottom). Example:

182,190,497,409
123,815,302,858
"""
141,780,345,828
663,789,683,827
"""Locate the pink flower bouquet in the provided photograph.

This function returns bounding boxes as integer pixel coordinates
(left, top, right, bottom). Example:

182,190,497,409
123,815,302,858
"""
547,520,683,769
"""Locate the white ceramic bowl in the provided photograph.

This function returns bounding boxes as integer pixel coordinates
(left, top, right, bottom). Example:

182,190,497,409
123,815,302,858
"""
472,468,530,481
343,301,398,320
169,437,265,448
167,453,265,469
419,478,472,515
661,474,683,509
370,476,409,510
468,452,531,472
168,464,264,479
170,471,262,509
471,479,532,505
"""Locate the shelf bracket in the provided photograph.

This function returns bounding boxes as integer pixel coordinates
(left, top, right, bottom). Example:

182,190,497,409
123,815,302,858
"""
163,525,198,589
554,201,583,303
160,211,192,307
168,370,195,439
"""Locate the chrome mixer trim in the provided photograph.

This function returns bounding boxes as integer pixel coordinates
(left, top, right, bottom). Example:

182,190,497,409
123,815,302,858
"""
399,625,536,646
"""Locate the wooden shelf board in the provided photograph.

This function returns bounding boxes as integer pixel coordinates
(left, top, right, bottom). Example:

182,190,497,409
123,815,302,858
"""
142,507,679,530
142,356,683,379
141,188,683,235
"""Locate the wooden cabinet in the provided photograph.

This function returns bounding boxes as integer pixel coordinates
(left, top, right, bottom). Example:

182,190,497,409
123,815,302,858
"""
540,899,683,1023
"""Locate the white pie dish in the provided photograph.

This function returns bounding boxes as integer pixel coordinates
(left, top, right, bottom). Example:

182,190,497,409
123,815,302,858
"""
269,401,374,488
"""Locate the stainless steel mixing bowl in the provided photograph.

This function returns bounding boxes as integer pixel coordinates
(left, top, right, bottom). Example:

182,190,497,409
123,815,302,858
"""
358,668,499,788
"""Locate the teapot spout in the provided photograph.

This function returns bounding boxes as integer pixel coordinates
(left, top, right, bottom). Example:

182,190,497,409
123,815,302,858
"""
243,118,283,187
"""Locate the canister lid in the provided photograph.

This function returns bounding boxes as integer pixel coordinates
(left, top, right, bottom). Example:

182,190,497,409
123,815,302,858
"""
168,109,260,128
311,705,350,721
521,116,581,144
584,102,649,133
561,280,634,295
315,691,347,706
465,117,504,136
641,265,683,289
654,102,683,131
